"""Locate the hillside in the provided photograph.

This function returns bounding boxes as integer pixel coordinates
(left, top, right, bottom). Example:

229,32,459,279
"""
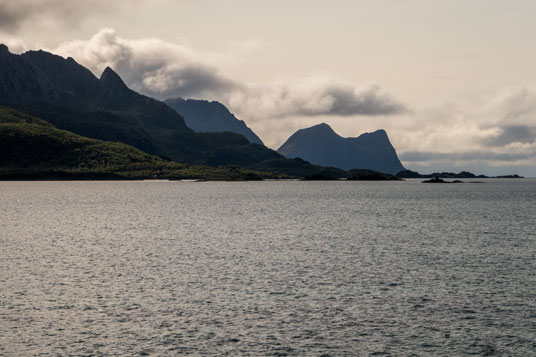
0,107,276,180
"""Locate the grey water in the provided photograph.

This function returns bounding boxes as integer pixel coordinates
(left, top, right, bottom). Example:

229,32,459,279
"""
1,179,535,356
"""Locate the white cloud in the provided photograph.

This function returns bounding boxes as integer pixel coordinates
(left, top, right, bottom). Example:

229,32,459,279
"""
55,28,238,100
391,87,536,174
228,81,405,120
0,0,149,32
53,28,407,120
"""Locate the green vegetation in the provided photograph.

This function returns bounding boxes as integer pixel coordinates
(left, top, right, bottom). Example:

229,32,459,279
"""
0,107,281,180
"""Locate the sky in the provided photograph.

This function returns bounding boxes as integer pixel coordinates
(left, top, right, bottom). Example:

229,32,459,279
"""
1,0,535,176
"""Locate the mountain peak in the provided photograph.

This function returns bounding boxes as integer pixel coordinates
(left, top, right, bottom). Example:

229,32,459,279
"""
100,67,128,89
301,123,339,137
312,122,331,129
0,44,10,55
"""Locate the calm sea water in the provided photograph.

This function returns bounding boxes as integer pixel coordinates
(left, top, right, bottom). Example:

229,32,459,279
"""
1,179,535,356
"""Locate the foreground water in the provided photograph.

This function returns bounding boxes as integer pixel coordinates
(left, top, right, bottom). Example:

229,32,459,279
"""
1,180,535,356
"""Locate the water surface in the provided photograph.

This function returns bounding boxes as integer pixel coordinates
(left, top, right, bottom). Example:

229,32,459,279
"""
1,180,535,355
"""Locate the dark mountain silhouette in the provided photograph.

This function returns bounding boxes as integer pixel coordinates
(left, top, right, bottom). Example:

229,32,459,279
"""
0,46,278,164
0,44,354,178
165,97,263,145
277,123,405,174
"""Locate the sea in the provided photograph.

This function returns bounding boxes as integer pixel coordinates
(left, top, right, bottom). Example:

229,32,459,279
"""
1,179,535,356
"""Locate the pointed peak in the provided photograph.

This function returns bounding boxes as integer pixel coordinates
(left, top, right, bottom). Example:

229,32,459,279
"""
306,123,337,134
287,123,341,142
308,122,331,130
100,67,128,89
100,66,120,79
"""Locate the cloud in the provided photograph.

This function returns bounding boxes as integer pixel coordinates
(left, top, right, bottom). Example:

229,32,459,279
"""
0,0,125,32
476,86,536,126
53,28,407,120
228,81,406,120
392,86,536,174
1,37,27,53
482,125,536,147
54,28,239,99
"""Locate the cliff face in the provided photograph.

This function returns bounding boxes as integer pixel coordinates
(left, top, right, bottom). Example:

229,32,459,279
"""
277,123,405,174
165,97,264,145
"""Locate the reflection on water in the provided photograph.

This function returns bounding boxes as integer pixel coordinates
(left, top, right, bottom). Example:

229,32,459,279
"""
1,180,535,355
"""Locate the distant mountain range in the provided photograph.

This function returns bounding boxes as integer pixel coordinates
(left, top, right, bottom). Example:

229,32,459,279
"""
165,97,263,145
277,123,405,174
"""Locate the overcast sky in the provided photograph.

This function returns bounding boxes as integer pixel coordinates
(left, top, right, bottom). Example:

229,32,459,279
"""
2,0,536,176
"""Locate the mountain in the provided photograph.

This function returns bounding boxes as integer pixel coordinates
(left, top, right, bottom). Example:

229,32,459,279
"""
0,45,354,179
277,123,405,174
165,97,263,145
